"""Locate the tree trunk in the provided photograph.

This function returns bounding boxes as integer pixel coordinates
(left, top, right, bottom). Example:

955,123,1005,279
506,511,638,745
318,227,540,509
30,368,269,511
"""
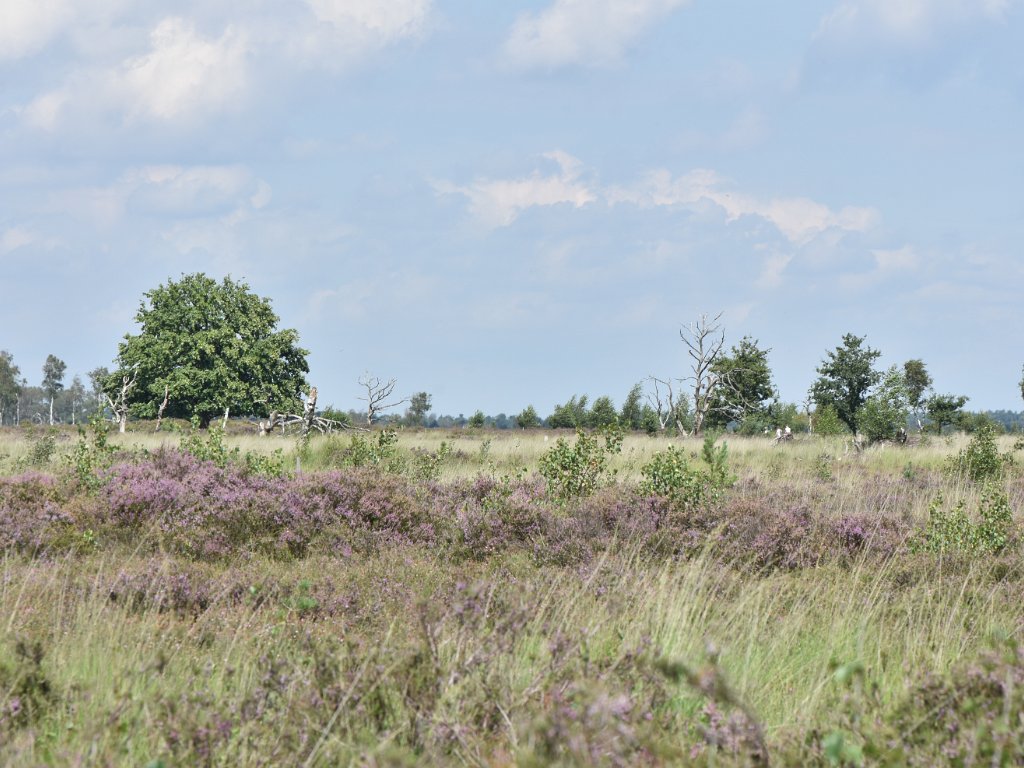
301,387,318,438
49,398,54,426
155,385,169,432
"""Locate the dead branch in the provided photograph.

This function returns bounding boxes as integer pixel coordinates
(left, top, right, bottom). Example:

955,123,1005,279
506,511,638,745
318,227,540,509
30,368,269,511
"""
105,367,138,434
681,312,726,437
647,376,688,437
358,373,407,426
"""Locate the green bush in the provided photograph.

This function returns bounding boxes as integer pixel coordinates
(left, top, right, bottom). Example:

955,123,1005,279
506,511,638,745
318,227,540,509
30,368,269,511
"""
914,486,1015,555
946,423,1010,483
814,404,848,436
539,427,622,500
639,445,708,507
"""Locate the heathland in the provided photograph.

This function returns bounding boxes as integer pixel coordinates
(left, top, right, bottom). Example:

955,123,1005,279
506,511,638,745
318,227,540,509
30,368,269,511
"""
1,424,1022,766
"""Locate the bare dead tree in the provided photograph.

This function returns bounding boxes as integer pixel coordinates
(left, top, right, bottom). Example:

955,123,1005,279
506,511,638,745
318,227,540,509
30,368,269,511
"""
647,376,689,436
105,368,138,434
358,373,407,426
257,387,357,437
681,312,727,437
155,384,170,432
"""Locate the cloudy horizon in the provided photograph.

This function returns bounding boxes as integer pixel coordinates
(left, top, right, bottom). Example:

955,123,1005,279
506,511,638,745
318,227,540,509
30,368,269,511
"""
2,0,1023,417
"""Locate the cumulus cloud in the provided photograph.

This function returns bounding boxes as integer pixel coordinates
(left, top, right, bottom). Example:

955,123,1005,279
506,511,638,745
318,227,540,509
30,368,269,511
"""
502,0,691,70
118,17,250,122
435,151,597,227
11,3,434,130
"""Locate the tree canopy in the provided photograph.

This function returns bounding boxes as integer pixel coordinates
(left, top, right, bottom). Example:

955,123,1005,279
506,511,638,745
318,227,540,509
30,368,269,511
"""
112,274,309,428
810,333,882,433
707,336,774,429
0,351,21,426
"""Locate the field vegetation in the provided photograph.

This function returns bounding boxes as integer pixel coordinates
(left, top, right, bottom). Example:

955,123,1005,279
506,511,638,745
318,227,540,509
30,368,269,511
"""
1,423,1023,766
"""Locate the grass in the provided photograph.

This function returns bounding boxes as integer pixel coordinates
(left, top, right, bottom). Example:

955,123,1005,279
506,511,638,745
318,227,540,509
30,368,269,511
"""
1,423,1022,764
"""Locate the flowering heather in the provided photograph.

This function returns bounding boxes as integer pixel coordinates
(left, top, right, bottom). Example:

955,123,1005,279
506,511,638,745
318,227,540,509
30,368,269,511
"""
0,446,980,570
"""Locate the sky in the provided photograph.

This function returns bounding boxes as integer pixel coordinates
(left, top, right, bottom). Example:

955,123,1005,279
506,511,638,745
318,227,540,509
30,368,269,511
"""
2,0,1023,417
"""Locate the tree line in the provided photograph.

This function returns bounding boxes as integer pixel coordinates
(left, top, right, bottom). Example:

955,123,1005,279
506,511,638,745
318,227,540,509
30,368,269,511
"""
2,273,1023,437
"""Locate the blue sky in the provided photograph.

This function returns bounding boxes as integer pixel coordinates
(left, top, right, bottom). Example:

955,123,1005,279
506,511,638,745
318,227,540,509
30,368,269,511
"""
2,0,1023,417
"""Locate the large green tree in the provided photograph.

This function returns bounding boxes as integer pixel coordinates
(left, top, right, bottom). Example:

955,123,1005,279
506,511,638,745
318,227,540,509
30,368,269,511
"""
925,394,969,434
112,274,309,428
858,365,910,443
42,354,67,425
706,336,774,429
810,333,882,433
0,351,21,426
903,359,932,431
405,392,432,426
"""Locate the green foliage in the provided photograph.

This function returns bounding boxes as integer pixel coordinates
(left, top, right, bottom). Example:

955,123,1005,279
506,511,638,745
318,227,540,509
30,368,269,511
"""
639,405,660,435
620,382,644,430
318,405,351,427
814,452,834,481
947,423,1010,482
639,436,734,508
332,429,406,474
405,392,432,426
66,417,118,490
858,365,910,443
902,359,932,413
112,273,309,427
0,350,21,425
924,393,969,433
547,395,588,429
811,333,882,433
180,426,288,478
707,336,775,428
539,427,623,499
19,428,58,468
410,440,452,481
813,404,848,436
515,405,540,429
467,410,486,429
914,486,1015,555
639,446,710,508
701,434,736,488
588,395,618,428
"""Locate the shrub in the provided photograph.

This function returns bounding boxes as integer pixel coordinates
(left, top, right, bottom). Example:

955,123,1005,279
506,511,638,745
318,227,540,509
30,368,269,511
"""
638,445,709,509
947,423,1010,482
539,427,622,500
914,486,1015,555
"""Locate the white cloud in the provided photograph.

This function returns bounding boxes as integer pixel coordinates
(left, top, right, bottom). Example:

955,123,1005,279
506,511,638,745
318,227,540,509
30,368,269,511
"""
815,0,1012,45
442,156,878,244
12,4,433,131
119,17,250,122
435,151,597,227
290,0,432,70
503,0,691,70
0,0,75,60
608,168,878,245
